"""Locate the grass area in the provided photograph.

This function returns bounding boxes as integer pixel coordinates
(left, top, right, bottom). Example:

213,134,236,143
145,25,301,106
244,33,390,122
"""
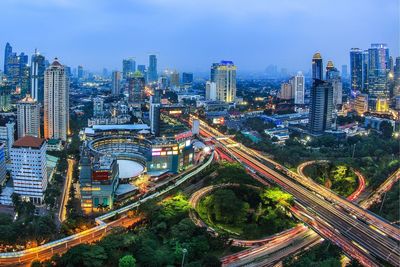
303,162,358,197
196,186,296,240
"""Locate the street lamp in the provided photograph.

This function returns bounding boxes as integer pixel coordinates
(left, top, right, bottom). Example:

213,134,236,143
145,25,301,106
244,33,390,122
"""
181,248,187,267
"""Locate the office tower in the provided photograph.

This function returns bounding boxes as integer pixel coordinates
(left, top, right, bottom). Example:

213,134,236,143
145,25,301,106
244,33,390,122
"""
30,49,46,103
279,82,293,100
11,136,47,205
128,71,145,103
170,71,180,88
138,64,146,74
44,58,69,141
309,80,333,135
149,89,161,136
375,97,389,112
93,97,104,117
3,43,12,75
158,75,168,90
17,95,40,138
205,81,217,100
147,54,158,83
368,43,390,98
326,61,343,106
0,85,11,111
350,48,363,95
77,65,84,80
312,52,323,80
362,50,369,93
0,144,6,185
182,72,193,86
341,65,348,79
111,71,121,95
210,63,219,82
213,61,237,102
0,121,15,161
122,58,136,79
354,94,368,115
291,71,305,104
394,57,400,96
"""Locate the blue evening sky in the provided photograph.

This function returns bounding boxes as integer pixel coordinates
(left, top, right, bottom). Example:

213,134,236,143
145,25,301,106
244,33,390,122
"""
0,0,399,73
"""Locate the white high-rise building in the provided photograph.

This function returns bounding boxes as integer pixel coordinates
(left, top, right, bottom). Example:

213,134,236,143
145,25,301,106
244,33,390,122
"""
0,122,15,161
205,81,217,100
212,61,237,102
290,72,305,104
111,71,121,95
17,95,40,138
11,136,47,205
44,58,69,141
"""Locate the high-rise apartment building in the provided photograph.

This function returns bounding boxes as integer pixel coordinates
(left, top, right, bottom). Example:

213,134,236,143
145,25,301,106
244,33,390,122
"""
111,71,121,95
279,82,293,100
291,71,305,104
212,61,237,103
354,93,368,115
170,71,180,88
128,71,145,103
122,58,136,79
147,55,158,83
17,95,40,138
205,81,217,101
0,85,11,112
309,80,333,135
149,89,161,136
312,52,323,80
44,59,69,141
0,121,15,161
30,50,46,103
11,136,47,205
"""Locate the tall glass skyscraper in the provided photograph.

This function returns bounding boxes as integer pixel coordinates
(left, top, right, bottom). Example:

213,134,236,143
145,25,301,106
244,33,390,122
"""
3,43,12,75
31,49,46,103
309,80,333,135
147,55,158,83
350,48,363,96
368,43,390,98
312,52,323,80
122,58,136,79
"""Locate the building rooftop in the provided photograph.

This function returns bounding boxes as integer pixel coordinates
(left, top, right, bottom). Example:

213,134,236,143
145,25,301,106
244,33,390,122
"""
92,124,150,131
18,94,37,104
13,136,45,149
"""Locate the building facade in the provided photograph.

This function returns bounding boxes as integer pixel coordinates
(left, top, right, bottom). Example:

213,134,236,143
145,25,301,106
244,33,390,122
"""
147,55,158,83
350,48,363,96
205,81,217,101
17,95,40,138
291,72,305,104
11,136,47,205
212,61,237,103
312,52,323,80
368,43,390,98
309,80,333,135
44,59,69,141
122,58,136,79
31,50,46,103
111,71,121,95
0,121,15,160
128,71,145,104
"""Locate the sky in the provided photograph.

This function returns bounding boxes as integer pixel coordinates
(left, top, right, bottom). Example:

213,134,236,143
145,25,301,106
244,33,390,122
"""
0,0,399,74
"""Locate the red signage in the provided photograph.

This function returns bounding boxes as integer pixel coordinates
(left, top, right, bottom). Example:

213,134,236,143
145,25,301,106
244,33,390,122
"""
175,131,193,141
93,171,109,181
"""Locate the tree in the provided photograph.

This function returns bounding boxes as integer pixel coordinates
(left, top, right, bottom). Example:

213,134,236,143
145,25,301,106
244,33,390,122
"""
380,121,393,139
119,255,136,267
202,255,221,267
261,187,294,209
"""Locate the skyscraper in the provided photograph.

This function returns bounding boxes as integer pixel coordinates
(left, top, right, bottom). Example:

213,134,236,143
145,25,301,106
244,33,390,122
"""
147,54,158,83
213,61,237,103
170,71,180,88
350,48,363,96
77,65,84,80
291,71,305,104
341,65,348,79
326,61,343,107
122,58,136,79
309,80,333,135
368,43,390,98
182,72,193,86
3,43,12,76
44,58,69,141
205,81,217,101
312,52,323,80
111,71,121,95
0,85,11,111
17,95,40,138
362,50,369,93
279,82,293,100
128,71,145,103
31,49,46,103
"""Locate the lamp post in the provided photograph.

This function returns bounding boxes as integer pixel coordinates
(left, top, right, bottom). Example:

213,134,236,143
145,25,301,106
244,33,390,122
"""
181,248,187,267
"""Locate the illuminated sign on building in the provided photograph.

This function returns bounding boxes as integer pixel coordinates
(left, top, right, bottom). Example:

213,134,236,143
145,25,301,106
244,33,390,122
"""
212,117,225,125
92,171,110,181
175,131,193,141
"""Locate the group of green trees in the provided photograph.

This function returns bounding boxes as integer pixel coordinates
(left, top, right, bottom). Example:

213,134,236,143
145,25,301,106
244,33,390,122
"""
197,186,295,239
304,163,358,197
33,194,224,267
370,181,400,224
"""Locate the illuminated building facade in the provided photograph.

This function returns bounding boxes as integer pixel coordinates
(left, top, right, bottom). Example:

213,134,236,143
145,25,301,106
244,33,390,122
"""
128,71,145,103
44,58,69,141
17,95,40,138
212,61,237,103
111,71,121,95
368,43,390,98
309,80,333,135
31,50,46,103
350,48,363,95
354,93,368,115
122,58,136,79
147,55,158,83
312,52,323,80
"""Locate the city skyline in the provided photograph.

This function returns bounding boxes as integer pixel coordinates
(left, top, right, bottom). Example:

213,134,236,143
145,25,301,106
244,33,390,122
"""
0,0,398,73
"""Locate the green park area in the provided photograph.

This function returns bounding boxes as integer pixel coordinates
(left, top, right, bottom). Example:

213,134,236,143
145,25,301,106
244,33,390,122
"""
197,186,296,239
303,162,358,197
